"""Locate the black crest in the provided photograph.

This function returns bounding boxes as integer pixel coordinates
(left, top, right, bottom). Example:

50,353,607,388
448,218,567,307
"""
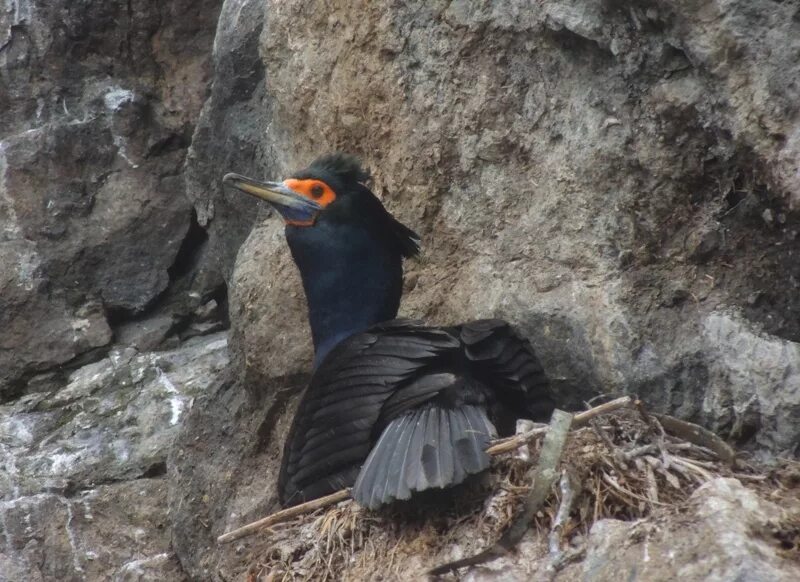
306,153,371,185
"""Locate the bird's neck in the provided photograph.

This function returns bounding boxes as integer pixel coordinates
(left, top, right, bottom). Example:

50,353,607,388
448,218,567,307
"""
286,222,403,368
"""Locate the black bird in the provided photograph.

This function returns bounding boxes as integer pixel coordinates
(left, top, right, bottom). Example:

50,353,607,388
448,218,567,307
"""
223,154,553,509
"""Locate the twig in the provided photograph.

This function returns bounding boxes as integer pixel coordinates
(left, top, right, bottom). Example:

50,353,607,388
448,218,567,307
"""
514,419,541,461
653,414,736,466
644,455,680,489
635,401,671,470
574,396,632,427
548,471,577,558
623,444,658,461
217,489,351,544
427,410,574,577
544,470,581,579
731,473,768,482
670,455,715,482
644,463,659,504
548,471,572,555
602,474,669,507
667,442,718,459
485,426,548,456
486,396,632,456
590,419,629,470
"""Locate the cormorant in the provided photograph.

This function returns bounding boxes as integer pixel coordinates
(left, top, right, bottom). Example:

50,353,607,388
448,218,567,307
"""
223,154,553,509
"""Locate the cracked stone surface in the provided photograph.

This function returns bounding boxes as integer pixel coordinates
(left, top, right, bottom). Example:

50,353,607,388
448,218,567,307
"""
0,0,223,397
575,478,800,582
1,332,229,581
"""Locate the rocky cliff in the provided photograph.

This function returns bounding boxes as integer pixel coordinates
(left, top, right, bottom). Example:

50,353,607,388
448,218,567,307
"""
2,1,800,580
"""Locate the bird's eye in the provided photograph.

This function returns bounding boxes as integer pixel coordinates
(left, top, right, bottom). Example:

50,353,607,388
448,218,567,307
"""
311,184,324,199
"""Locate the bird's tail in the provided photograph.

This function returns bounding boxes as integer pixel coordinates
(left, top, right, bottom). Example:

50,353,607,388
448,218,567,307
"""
352,404,495,510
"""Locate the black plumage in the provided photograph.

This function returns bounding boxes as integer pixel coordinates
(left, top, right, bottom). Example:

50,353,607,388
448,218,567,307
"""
222,153,554,510
279,319,552,509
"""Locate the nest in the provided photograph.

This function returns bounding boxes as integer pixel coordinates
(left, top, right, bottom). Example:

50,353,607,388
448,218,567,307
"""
239,402,780,581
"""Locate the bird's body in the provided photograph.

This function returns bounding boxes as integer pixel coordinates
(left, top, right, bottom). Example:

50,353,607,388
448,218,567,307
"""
223,154,554,509
279,318,552,508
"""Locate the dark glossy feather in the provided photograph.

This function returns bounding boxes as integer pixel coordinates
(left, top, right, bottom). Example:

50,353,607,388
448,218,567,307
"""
278,319,553,508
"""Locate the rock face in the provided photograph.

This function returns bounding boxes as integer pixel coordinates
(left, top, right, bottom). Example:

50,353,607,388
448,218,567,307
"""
1,332,229,581
448,478,800,582
1,1,226,580
3,0,800,580
578,478,799,582
0,0,222,397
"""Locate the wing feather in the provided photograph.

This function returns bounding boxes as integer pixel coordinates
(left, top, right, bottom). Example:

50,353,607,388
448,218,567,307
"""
278,322,461,506
279,317,552,508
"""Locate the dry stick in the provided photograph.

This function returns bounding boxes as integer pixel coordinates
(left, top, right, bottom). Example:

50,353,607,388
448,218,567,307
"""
644,463,659,504
427,409,574,577
652,413,736,466
572,396,632,426
486,396,632,456
590,419,629,470
546,471,584,577
548,471,577,557
218,397,633,545
601,474,669,507
217,489,351,544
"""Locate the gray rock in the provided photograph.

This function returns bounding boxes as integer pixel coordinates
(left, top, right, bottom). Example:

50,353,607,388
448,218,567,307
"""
167,371,305,581
0,0,223,397
0,480,187,582
183,0,272,296
0,334,228,581
1,333,228,498
701,311,800,456
114,314,176,353
579,478,799,582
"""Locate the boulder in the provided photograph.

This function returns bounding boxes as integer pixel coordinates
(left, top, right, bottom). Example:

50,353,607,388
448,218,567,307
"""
0,0,222,397
0,333,229,580
579,478,799,582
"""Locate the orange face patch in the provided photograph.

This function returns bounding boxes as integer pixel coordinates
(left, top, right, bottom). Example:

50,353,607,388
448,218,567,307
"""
284,179,337,208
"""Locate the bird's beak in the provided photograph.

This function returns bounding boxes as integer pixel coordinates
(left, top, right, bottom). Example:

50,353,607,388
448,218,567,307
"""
222,173,321,225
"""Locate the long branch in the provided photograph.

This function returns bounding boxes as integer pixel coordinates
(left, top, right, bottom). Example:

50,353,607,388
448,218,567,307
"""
217,489,351,544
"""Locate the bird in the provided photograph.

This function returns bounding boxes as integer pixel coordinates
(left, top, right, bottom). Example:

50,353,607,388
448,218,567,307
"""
223,153,554,510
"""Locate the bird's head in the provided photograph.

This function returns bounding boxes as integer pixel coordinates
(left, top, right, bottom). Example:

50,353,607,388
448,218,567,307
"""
223,153,419,258
224,153,420,364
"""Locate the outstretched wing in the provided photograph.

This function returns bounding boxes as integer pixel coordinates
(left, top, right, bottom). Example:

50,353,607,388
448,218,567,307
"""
277,319,553,508
351,319,554,508
277,320,460,506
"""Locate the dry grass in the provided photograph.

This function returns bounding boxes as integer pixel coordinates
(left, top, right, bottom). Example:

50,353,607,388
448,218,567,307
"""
245,408,777,581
